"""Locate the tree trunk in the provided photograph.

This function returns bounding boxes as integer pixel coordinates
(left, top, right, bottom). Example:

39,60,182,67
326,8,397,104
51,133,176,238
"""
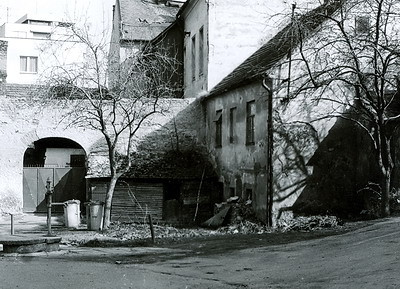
380,169,391,217
103,176,118,229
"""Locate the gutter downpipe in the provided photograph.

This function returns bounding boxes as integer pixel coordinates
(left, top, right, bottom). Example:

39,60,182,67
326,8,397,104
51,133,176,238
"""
262,75,273,227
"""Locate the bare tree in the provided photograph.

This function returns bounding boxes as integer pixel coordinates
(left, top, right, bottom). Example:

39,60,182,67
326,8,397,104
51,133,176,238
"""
282,0,400,216
41,24,180,229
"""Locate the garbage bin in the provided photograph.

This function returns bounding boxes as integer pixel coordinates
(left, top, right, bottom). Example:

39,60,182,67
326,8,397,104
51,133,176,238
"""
64,200,81,228
85,201,104,231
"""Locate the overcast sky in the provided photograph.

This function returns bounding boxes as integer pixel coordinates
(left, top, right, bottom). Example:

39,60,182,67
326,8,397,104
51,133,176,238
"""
0,0,115,37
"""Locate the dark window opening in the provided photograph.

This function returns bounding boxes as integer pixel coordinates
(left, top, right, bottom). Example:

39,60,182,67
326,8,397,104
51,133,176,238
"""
191,35,196,81
245,188,253,201
199,26,204,76
229,107,237,143
246,101,255,145
355,16,370,34
70,155,86,167
215,109,222,147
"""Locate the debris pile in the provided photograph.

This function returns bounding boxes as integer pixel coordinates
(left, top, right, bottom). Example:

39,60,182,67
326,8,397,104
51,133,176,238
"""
276,215,343,232
217,220,270,235
104,222,222,241
202,197,269,234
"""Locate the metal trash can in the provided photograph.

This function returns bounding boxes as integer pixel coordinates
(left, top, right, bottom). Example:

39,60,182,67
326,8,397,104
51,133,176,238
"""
63,200,81,228
85,201,104,231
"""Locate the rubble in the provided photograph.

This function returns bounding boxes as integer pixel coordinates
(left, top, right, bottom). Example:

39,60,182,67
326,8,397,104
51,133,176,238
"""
276,215,343,232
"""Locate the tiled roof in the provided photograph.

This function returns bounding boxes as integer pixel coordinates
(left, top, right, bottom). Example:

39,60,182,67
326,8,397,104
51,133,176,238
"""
119,0,180,41
208,2,342,97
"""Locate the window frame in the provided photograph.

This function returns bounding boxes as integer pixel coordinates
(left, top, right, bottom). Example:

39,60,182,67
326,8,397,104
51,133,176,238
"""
355,15,370,35
215,109,222,148
246,100,256,145
20,56,38,74
198,26,204,77
191,34,196,81
229,107,237,144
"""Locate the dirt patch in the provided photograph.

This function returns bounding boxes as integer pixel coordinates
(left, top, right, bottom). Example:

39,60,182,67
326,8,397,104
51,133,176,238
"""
55,217,377,257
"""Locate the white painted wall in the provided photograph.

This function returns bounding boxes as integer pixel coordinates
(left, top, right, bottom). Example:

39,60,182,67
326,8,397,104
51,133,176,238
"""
182,0,321,98
0,20,87,85
45,148,85,168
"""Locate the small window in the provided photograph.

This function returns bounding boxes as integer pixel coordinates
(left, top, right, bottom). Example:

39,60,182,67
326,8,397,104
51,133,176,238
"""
246,101,256,145
32,32,51,39
198,27,204,76
229,107,237,143
355,16,370,34
191,35,196,81
229,187,235,197
20,56,38,73
70,155,85,167
215,109,222,148
245,188,252,201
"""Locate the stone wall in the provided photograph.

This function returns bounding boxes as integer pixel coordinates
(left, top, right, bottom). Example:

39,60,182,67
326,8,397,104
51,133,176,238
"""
0,92,195,215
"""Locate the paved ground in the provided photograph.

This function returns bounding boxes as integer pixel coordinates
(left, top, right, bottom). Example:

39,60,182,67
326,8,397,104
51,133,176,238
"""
1,215,400,288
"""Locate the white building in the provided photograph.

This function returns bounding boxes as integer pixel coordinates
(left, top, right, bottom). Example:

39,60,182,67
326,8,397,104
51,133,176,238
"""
179,0,320,98
0,14,86,85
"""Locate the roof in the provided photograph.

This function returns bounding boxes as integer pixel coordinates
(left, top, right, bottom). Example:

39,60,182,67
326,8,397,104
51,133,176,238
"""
119,0,181,41
207,1,342,98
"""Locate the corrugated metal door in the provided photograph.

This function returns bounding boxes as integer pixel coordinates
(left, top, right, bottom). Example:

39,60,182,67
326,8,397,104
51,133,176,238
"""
112,183,164,222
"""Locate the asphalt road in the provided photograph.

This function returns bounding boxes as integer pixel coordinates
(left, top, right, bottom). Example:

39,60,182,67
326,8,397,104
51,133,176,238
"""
1,218,400,288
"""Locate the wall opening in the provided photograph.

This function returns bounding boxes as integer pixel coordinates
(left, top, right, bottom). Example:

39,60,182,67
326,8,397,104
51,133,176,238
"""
23,137,87,213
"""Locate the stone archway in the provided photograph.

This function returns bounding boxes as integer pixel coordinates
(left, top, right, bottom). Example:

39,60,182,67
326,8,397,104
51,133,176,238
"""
23,137,87,213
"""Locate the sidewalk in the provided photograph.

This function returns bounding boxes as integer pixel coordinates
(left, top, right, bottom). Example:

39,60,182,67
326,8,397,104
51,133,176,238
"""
0,213,66,235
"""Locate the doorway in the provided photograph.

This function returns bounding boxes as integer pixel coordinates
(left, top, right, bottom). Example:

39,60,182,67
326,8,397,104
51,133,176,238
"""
23,137,86,213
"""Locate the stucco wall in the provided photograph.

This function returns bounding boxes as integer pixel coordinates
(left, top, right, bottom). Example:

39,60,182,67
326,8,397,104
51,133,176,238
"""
204,82,269,222
0,96,102,213
207,0,320,93
181,0,208,98
182,0,321,98
0,94,196,214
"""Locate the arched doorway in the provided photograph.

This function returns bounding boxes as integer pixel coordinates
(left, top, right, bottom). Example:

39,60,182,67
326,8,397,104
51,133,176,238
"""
23,137,87,213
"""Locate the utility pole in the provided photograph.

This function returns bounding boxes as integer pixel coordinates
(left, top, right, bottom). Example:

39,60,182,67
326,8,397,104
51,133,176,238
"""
263,76,273,227
287,3,296,100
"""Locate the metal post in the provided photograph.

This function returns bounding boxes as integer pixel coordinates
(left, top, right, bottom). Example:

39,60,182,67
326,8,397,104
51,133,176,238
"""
46,178,55,237
10,214,14,235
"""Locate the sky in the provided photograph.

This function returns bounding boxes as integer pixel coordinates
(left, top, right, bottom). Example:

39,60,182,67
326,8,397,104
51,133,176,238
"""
0,0,115,39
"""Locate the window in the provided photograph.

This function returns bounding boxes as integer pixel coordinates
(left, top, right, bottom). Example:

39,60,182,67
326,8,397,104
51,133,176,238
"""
26,20,51,26
32,32,50,39
20,56,38,73
355,16,370,34
215,109,222,147
245,188,253,201
70,155,85,167
198,27,204,76
191,35,196,81
246,101,256,145
229,107,237,143
229,187,235,197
